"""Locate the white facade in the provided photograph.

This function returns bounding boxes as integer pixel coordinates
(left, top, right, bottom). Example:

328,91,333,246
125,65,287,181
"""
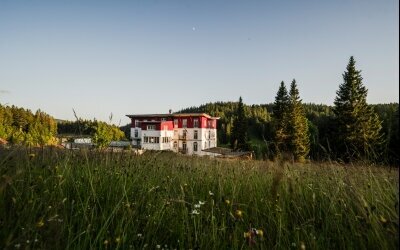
128,113,218,156
131,127,217,155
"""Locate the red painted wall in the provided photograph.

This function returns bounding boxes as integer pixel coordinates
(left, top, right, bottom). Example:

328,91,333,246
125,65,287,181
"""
131,115,217,129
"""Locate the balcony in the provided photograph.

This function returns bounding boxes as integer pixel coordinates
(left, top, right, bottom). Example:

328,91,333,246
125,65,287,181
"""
179,134,187,140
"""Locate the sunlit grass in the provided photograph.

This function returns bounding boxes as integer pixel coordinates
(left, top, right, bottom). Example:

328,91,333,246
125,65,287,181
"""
0,147,398,249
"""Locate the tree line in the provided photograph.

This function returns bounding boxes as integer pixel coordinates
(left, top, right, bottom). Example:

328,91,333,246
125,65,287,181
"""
0,105,57,146
179,57,399,164
57,119,125,148
0,105,125,148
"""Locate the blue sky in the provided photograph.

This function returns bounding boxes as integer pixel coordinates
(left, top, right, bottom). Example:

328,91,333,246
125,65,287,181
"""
0,0,398,125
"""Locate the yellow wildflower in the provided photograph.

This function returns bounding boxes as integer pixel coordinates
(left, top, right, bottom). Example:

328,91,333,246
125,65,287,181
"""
225,199,231,205
103,240,109,245
243,232,251,238
115,237,121,244
235,209,243,218
256,229,264,237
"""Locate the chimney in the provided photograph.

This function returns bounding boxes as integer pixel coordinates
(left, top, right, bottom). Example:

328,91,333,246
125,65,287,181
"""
169,109,172,114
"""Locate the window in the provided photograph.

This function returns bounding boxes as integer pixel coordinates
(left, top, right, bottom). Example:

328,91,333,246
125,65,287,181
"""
134,129,138,138
135,120,140,127
174,119,178,128
182,142,187,151
194,130,198,140
144,137,148,143
182,119,187,128
193,119,199,128
147,125,156,130
182,130,187,138
173,141,178,148
161,118,167,121
193,142,198,152
207,120,211,128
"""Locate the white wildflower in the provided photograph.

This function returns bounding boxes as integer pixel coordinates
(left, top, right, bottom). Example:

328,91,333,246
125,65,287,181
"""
191,209,200,215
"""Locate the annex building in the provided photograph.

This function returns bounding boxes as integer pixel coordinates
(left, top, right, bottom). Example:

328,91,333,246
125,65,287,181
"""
126,113,219,155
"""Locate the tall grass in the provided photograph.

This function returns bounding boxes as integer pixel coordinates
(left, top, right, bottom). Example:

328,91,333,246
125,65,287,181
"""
0,147,398,249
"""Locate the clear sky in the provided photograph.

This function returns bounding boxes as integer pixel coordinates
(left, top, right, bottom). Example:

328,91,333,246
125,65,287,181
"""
0,0,398,125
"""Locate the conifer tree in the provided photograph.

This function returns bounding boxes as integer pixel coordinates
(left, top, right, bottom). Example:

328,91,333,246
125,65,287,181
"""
273,81,290,153
333,56,382,161
286,79,310,162
273,81,289,122
231,96,249,151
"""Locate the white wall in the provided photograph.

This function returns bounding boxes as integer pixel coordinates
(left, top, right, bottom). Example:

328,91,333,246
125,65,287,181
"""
130,125,217,155
171,128,217,155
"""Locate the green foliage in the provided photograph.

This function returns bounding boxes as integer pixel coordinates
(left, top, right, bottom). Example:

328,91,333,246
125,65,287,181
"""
273,81,290,122
0,104,57,146
333,57,383,161
286,80,310,162
273,81,290,154
0,148,398,249
93,122,122,148
271,80,310,162
372,103,400,165
58,119,125,148
230,97,250,151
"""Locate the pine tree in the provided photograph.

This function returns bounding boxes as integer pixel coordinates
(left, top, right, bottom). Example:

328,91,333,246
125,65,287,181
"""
333,56,382,161
286,79,310,162
231,97,249,151
273,81,289,122
273,81,290,153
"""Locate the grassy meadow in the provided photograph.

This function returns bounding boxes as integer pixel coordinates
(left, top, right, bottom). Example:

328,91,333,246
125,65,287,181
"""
0,147,398,249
